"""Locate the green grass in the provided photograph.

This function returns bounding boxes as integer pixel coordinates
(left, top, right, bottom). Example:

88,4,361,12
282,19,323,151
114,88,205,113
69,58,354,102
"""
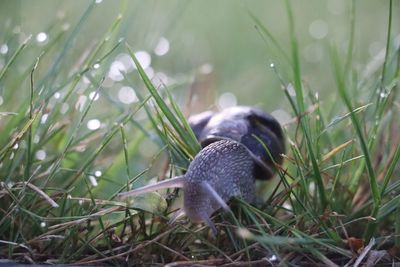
0,1,399,266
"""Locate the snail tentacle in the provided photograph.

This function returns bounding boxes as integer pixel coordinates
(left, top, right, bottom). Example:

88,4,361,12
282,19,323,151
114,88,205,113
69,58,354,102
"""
118,175,186,198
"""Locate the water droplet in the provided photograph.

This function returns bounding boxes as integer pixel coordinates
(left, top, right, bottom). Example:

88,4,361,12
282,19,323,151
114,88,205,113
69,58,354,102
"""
60,103,69,114
309,20,328,39
133,51,151,69
118,86,138,104
283,202,292,211
269,63,275,68
75,95,87,112
88,175,98,187
0,96,3,106
95,0,102,3
154,37,170,56
87,119,101,130
308,182,316,194
0,44,8,55
36,32,48,43
286,83,296,96
108,61,126,81
200,63,213,74
13,143,19,150
9,152,14,160
89,91,100,101
41,113,49,124
268,255,277,262
35,150,46,161
380,91,388,99
218,92,237,109
93,63,100,69
54,92,61,99
40,221,46,228
67,194,72,199
94,170,102,177
34,135,40,144
78,199,84,205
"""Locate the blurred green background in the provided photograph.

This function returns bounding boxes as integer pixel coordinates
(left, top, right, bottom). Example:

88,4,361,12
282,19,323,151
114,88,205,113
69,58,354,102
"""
1,0,397,111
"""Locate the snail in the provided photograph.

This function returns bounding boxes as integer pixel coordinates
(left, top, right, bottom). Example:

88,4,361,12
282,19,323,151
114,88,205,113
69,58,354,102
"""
119,106,285,235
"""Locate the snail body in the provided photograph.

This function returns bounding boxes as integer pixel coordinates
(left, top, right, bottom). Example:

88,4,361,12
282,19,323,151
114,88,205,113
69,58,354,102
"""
119,106,284,234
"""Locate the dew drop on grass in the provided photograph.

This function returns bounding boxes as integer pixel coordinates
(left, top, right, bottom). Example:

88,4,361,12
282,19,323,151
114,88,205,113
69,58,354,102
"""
54,92,61,99
108,61,125,81
287,83,296,96
269,63,275,68
41,113,49,124
154,37,170,56
116,53,134,72
60,103,69,114
34,135,40,144
94,170,102,177
13,143,19,150
118,86,138,104
217,92,237,109
35,150,46,161
380,91,389,99
93,63,100,69
133,51,151,69
9,152,14,160
0,44,8,55
75,95,87,112
40,222,46,228
89,91,100,101
78,199,84,205
88,175,98,187
36,32,48,43
95,0,102,3
87,119,101,130
283,202,292,211
0,96,3,106
268,255,277,262
67,194,72,200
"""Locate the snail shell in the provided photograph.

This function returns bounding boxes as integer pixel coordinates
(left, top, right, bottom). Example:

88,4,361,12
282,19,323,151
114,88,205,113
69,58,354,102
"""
188,106,285,180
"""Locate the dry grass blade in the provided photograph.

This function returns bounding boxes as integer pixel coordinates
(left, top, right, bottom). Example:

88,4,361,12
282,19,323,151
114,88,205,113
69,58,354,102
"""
15,182,59,208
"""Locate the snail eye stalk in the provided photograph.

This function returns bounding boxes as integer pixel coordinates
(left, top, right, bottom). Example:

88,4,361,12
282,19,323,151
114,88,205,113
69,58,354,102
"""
118,175,185,198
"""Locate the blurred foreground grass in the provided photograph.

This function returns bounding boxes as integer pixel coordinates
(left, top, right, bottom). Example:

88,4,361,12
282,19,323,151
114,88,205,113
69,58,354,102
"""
0,0,399,266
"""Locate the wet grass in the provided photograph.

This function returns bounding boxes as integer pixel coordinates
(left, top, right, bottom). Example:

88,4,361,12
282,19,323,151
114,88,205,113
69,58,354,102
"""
0,1,399,266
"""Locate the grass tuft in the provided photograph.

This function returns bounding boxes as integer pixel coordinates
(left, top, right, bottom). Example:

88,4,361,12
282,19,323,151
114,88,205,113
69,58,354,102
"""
0,1,399,266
